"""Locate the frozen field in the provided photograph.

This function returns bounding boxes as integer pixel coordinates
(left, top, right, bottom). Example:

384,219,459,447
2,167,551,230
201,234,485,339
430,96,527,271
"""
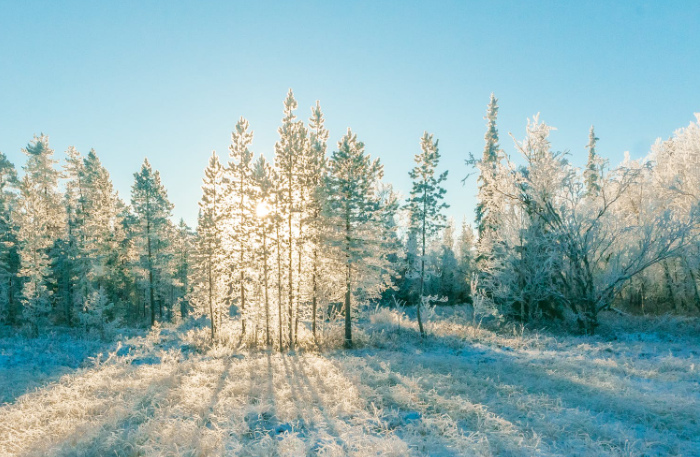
1,308,699,457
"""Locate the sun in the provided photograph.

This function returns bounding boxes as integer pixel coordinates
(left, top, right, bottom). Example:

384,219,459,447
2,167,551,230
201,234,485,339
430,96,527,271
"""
256,201,271,218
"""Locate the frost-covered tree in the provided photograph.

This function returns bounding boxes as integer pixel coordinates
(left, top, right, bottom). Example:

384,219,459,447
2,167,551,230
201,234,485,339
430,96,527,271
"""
585,126,601,197
227,117,255,335
192,153,227,339
173,219,194,319
475,93,502,265
305,101,329,338
80,150,125,319
60,146,86,325
251,155,275,346
406,132,448,338
438,218,458,301
455,218,475,303
274,89,308,347
79,286,114,338
482,115,700,332
270,165,287,349
15,135,65,334
324,128,385,348
0,152,20,324
131,159,173,326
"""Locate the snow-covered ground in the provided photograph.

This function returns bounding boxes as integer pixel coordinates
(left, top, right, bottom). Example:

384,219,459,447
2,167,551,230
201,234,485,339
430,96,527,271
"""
1,308,699,456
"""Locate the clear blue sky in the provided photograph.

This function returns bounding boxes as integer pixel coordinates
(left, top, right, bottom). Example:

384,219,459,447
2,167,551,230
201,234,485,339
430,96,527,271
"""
1,1,699,227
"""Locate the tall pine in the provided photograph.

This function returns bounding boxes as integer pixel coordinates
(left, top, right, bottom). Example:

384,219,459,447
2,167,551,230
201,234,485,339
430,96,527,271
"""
131,159,173,326
324,129,384,348
406,132,448,338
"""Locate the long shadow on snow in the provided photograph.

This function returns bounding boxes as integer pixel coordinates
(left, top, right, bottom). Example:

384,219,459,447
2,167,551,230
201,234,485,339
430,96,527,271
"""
0,330,116,405
336,325,700,454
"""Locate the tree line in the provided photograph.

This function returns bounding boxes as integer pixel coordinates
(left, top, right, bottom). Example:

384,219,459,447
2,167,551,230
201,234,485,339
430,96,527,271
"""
1,90,698,342
0,137,190,336
472,95,700,333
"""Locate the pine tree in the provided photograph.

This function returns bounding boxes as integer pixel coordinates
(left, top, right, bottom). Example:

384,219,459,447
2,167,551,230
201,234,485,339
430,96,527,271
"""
174,219,193,319
406,132,448,338
305,101,329,338
324,128,384,348
61,146,86,325
475,94,502,269
131,159,173,326
456,218,475,302
0,152,20,324
274,89,308,347
227,117,255,336
79,286,114,337
251,155,275,346
438,218,458,301
271,165,286,349
585,126,601,197
83,150,126,305
15,135,65,334
193,153,226,339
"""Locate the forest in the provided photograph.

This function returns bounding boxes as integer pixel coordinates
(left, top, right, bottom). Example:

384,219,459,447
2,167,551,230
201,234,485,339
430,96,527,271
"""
1,91,699,342
1,92,700,456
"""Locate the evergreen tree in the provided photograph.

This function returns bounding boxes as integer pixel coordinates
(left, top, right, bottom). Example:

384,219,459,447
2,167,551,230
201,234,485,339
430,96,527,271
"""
131,159,173,326
305,101,329,338
475,94,503,272
438,218,458,301
251,156,275,346
456,218,475,303
585,126,601,197
406,132,448,338
174,219,193,319
227,117,255,336
270,165,286,349
16,135,65,334
324,128,384,348
82,150,123,280
0,152,20,324
193,153,226,339
274,89,308,347
61,146,86,325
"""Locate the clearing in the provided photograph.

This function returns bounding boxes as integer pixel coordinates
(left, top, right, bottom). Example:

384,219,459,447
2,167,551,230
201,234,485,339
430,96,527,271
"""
1,307,699,456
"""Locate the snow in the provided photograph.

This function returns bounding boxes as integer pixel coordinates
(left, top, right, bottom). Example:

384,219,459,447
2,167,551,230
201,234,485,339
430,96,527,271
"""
1,307,699,456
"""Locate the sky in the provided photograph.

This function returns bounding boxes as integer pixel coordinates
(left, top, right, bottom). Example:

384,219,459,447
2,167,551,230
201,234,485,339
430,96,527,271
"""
1,1,699,227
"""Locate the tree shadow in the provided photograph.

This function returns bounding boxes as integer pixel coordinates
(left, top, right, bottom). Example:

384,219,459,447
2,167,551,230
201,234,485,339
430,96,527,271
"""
288,353,350,451
0,330,114,405
341,324,700,455
7,360,187,457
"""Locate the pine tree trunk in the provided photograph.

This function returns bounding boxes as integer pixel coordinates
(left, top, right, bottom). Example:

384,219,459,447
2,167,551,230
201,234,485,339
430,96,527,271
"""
344,213,352,349
417,191,427,338
276,221,284,350
147,216,155,327
288,194,294,349
263,228,271,347
344,261,352,349
312,247,318,339
294,216,303,346
208,255,215,340
418,258,426,338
